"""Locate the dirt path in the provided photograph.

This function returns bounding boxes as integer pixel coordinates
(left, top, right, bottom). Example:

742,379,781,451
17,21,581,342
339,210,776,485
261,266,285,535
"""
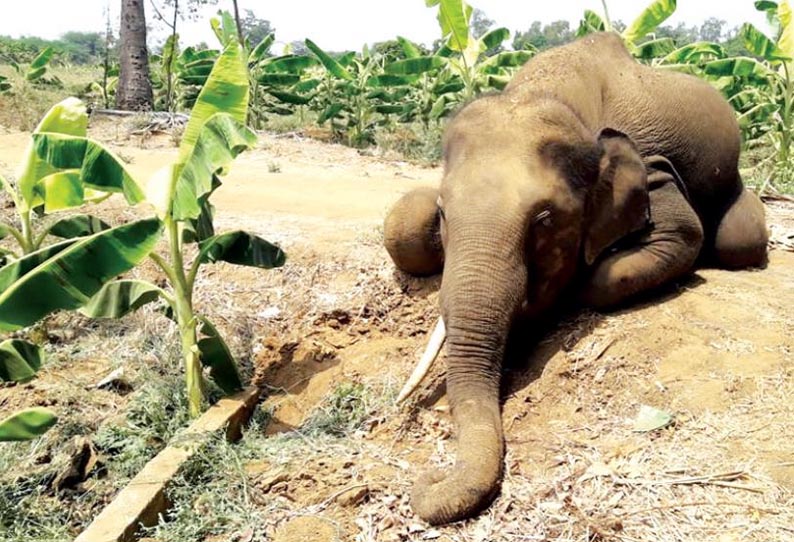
1,125,792,541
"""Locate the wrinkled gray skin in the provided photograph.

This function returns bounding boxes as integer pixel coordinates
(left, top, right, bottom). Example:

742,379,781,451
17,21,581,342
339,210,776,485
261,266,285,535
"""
383,33,768,525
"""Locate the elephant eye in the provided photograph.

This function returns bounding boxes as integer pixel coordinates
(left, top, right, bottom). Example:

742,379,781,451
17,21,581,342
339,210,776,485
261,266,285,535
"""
534,209,553,228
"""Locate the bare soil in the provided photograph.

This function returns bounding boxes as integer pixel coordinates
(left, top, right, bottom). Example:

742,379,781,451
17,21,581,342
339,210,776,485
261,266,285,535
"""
1,119,793,542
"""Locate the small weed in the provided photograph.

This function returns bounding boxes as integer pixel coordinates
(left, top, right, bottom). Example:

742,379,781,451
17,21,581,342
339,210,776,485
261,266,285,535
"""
267,161,281,173
301,381,376,437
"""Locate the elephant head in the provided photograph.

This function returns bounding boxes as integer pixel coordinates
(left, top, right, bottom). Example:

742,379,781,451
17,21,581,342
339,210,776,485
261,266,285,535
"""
385,96,651,524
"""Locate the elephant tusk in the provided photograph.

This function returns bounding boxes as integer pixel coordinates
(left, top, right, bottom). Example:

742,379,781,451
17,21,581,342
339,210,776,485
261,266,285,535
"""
396,317,446,404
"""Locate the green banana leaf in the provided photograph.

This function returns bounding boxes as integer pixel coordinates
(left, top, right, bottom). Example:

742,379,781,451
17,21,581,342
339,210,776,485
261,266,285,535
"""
385,56,446,76
305,39,354,81
197,317,242,394
0,407,57,442
662,42,726,64
397,36,422,59
318,103,345,124
0,339,43,383
35,170,83,212
30,47,55,70
261,55,318,73
293,79,322,93
0,219,162,332
211,11,238,47
577,9,606,37
703,57,776,82
182,175,221,244
623,0,678,46
26,67,47,82
48,214,110,239
198,230,286,269
80,279,166,319
33,133,144,204
634,38,677,60
367,74,419,87
778,1,794,62
480,51,533,70
741,23,789,61
258,73,301,86
179,40,249,163
0,239,75,293
249,33,275,63
480,28,510,51
170,113,257,221
268,90,315,105
17,98,87,211
427,0,471,53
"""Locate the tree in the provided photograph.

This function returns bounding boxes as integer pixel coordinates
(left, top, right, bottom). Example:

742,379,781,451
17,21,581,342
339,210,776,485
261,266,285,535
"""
471,8,494,39
240,9,275,47
149,0,218,110
513,20,574,51
117,0,153,110
699,17,726,43
60,32,105,64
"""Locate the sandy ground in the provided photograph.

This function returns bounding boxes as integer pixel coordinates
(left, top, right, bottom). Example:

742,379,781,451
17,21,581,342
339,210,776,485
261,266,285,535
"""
0,121,793,541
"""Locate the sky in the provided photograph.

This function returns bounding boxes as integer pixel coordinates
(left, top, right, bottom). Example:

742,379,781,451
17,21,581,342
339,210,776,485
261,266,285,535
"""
0,1,773,52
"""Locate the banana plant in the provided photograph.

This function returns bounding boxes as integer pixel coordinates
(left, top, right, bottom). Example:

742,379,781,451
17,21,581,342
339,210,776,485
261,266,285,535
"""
424,0,533,108
37,40,286,417
716,0,794,191
10,46,62,88
0,341,56,442
576,0,679,60
0,98,143,264
305,39,390,146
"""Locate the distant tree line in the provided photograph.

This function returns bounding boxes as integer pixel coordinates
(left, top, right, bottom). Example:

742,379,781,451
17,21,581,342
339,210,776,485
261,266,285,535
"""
0,32,112,65
512,17,750,56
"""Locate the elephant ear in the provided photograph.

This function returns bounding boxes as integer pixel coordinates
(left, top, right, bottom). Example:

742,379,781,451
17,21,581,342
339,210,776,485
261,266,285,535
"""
583,128,651,266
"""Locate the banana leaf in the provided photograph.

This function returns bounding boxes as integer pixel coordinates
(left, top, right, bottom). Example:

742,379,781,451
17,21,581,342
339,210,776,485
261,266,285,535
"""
258,73,301,86
375,104,406,115
33,134,143,204
577,9,606,37
305,39,354,81
267,90,314,105
778,1,794,62
703,57,776,82
741,23,789,61
634,38,677,60
48,214,110,239
170,113,257,221
198,230,286,269
26,67,47,82
397,36,422,59
0,407,57,442
318,103,345,124
623,0,678,45
0,339,43,383
197,317,242,394
480,28,510,52
385,56,446,76
480,51,533,70
80,279,166,319
293,79,322,93
249,33,275,63
427,0,471,53
17,98,87,211
211,11,238,47
662,42,726,64
179,40,249,163
35,170,84,212
30,47,54,70
367,74,419,87
0,218,162,332
261,55,317,73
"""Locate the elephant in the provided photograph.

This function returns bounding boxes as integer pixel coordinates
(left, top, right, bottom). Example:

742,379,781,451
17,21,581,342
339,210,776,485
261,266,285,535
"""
383,32,768,525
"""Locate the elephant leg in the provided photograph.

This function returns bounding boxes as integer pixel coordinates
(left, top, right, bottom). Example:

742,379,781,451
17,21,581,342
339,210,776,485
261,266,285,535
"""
582,182,704,309
384,187,444,276
712,187,768,269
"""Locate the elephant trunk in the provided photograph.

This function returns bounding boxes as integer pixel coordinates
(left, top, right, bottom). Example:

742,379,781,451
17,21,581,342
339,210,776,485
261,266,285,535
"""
412,225,525,524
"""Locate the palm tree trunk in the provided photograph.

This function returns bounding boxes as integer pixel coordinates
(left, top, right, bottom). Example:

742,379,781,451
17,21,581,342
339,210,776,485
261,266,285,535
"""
117,0,153,111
